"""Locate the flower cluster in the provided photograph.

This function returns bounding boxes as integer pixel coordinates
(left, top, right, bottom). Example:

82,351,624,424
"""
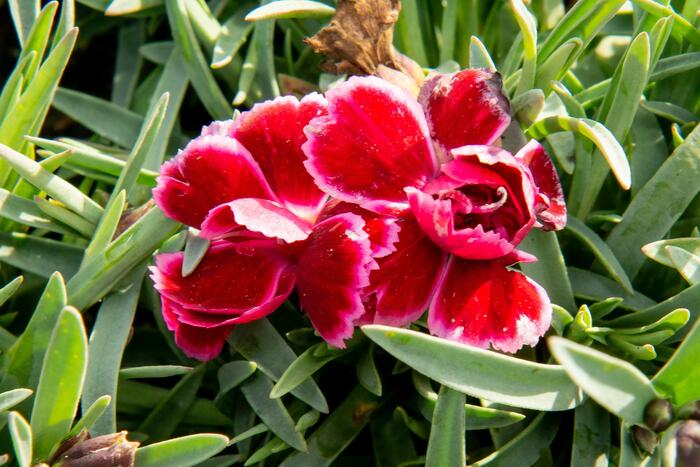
150,69,566,361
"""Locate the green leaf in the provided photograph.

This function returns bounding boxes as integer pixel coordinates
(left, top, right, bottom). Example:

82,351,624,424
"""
0,188,75,235
8,0,40,47
0,233,82,278
567,268,655,311
653,318,700,405
245,1,335,21
229,320,328,413
607,124,700,278
0,143,103,224
0,28,76,183
217,361,257,395
640,100,698,125
18,1,59,83
510,0,538,96
105,0,164,16
665,246,700,285
120,365,193,380
8,412,32,467
0,276,23,308
34,196,95,237
518,229,577,312
631,0,700,48
212,4,254,68
240,372,306,452
439,0,459,64
566,216,633,292
112,92,168,204
425,386,465,467
643,237,700,269
280,386,381,467
30,306,88,460
526,115,631,190
571,400,610,467
182,232,210,277
166,0,233,120
356,344,382,397
471,413,559,466
229,423,268,445
82,190,126,266
535,39,582,90
134,434,229,467
362,325,582,411
111,21,144,108
548,337,658,424
68,395,111,437
81,268,144,436
51,0,74,50
0,273,67,396
66,207,179,310
52,87,143,148
137,366,205,442
0,389,32,412
270,343,340,399
537,0,626,64
468,36,496,71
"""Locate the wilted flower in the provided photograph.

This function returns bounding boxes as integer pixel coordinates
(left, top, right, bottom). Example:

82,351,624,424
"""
644,398,674,432
677,420,700,467
51,431,138,467
302,70,565,352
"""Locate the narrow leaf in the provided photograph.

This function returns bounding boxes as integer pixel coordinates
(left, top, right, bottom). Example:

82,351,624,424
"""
134,434,229,467
8,412,32,467
425,386,465,467
245,1,335,21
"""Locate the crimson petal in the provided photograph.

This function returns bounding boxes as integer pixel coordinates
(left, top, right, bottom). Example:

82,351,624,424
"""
303,76,438,204
366,213,447,326
153,134,274,228
515,140,567,231
419,69,511,159
201,198,312,242
162,297,234,361
296,213,375,347
150,240,293,312
428,258,552,353
232,94,328,223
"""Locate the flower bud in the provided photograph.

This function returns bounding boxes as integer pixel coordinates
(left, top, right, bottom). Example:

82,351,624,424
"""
52,431,139,467
678,401,700,421
632,425,659,455
644,399,674,432
677,420,700,467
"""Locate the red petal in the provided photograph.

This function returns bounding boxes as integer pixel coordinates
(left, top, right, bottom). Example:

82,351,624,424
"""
232,94,328,222
153,135,274,228
407,146,536,260
419,69,511,160
201,198,311,242
162,297,233,361
319,200,400,259
428,258,552,353
150,240,293,312
303,76,438,204
515,140,567,231
296,213,375,347
365,213,447,326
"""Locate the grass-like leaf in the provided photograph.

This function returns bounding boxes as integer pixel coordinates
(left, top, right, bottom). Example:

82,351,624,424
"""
548,337,658,425
363,325,582,411
425,386,465,467
134,434,229,467
30,306,88,460
8,411,32,467
653,318,700,406
245,1,335,21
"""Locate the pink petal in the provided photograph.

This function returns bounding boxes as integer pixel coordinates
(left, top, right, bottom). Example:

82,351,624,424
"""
303,76,438,204
201,198,312,242
419,69,511,160
162,297,234,361
295,213,375,347
150,239,293,312
515,140,567,231
153,135,274,228
365,212,448,326
406,146,536,260
428,258,552,353
231,94,328,222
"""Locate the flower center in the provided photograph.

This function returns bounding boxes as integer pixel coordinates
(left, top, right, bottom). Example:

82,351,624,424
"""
438,185,511,236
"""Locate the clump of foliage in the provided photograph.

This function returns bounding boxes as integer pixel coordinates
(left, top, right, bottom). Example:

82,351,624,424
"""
0,0,698,466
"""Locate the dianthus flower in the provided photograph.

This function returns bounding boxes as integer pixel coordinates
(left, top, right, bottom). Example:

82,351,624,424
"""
302,70,566,352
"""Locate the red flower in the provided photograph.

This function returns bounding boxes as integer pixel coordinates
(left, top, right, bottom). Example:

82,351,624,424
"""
150,95,379,360
302,70,566,352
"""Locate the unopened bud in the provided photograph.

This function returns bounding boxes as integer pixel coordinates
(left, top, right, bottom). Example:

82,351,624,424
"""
644,399,674,432
53,431,139,467
678,401,700,421
632,425,658,455
677,420,700,467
